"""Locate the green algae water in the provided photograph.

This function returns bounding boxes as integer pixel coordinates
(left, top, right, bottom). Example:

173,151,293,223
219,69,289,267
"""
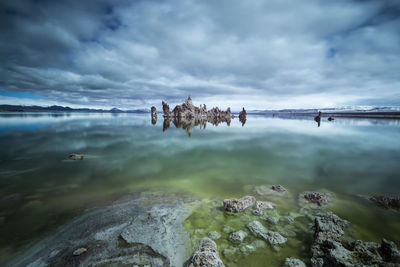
0,113,399,266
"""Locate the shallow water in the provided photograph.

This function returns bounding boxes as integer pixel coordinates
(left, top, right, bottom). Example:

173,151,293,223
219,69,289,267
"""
0,113,399,265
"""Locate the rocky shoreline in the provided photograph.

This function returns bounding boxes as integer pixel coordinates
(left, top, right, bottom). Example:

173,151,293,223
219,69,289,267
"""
9,187,400,267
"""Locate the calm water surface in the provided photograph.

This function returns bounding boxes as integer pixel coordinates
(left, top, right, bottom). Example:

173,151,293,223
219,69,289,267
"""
0,113,399,265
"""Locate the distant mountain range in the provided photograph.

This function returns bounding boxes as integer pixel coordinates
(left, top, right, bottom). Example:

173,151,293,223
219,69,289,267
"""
248,106,400,114
0,105,149,113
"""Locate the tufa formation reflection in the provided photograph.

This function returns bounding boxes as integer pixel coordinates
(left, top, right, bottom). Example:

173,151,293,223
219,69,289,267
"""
152,96,246,136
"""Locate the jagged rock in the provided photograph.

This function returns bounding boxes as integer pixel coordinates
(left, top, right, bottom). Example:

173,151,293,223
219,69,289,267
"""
252,201,274,215
239,107,247,126
162,101,170,117
369,195,400,210
151,106,157,125
284,258,306,267
69,154,84,160
311,212,400,267
223,196,256,213
246,221,287,245
208,231,221,240
299,191,334,209
228,230,248,244
73,247,87,256
187,237,225,267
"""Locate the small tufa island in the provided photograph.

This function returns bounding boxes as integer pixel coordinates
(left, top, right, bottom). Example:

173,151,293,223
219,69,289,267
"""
151,96,247,135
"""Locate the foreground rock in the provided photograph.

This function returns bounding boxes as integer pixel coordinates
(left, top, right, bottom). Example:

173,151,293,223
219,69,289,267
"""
369,195,400,210
298,191,334,210
223,196,256,213
311,212,400,266
187,237,225,267
247,220,287,245
10,192,195,267
120,205,190,266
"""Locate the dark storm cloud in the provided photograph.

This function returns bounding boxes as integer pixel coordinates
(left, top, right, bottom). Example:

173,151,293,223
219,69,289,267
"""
0,0,399,110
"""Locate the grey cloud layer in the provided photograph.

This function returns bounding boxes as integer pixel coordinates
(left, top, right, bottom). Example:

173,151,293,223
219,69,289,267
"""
0,0,399,109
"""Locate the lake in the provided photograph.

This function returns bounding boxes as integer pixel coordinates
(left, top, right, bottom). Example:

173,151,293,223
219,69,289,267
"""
0,113,399,266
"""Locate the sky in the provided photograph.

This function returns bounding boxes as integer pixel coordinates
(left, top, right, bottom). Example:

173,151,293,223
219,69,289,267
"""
0,0,399,111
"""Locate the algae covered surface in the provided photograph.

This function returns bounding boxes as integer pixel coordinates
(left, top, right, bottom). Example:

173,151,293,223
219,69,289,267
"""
0,113,399,266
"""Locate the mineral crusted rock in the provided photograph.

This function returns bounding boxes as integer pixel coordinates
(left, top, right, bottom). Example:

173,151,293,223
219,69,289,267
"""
252,201,274,215
187,237,225,267
69,154,84,160
228,230,248,244
311,212,400,267
246,220,287,245
369,195,400,210
284,258,306,267
160,96,238,135
223,196,256,213
73,247,87,256
299,191,334,209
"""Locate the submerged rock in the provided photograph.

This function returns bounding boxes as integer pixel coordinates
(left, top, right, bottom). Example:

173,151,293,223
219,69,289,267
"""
271,185,287,193
246,220,287,245
187,237,225,267
369,195,400,210
284,258,306,267
252,201,274,215
68,154,84,160
223,196,256,213
228,230,248,244
253,185,288,197
222,247,238,257
298,191,334,209
311,212,400,267
208,231,221,240
73,247,87,256
267,217,279,224
279,216,294,224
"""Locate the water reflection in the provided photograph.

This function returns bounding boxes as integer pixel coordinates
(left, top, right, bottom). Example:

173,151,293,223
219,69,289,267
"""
161,116,234,136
